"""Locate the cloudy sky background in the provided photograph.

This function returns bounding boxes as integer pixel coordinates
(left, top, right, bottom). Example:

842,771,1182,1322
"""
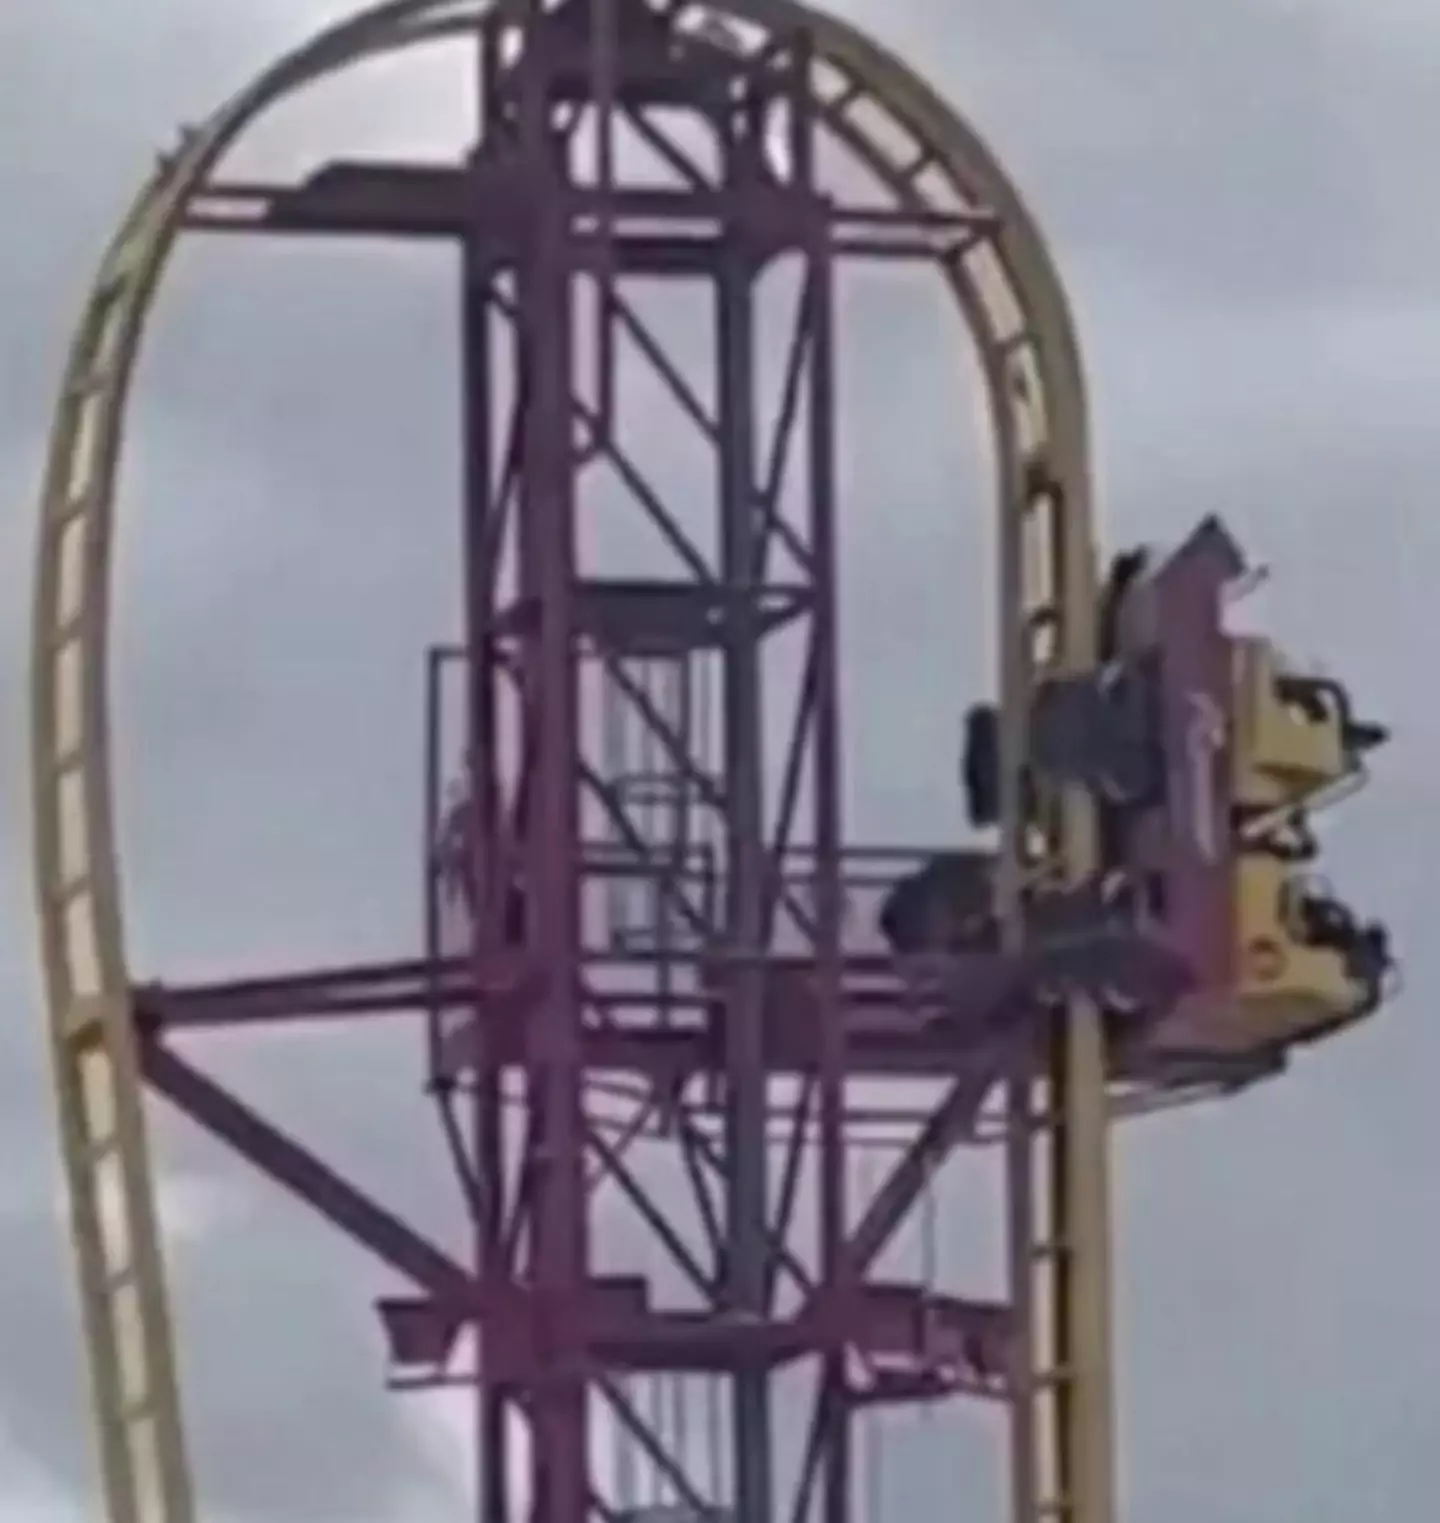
3,1,1440,1521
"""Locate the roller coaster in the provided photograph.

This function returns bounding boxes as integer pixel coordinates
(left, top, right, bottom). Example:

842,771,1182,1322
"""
30,3,1394,1523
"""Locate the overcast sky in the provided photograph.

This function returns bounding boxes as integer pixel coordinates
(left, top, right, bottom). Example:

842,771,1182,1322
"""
3,2,1440,1522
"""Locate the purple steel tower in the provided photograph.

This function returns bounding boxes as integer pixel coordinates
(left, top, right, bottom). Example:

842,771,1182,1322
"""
44,4,1213,1523
143,5,1029,1513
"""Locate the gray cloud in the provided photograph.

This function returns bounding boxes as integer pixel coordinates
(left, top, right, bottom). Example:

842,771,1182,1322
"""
4,2,1439,1522
0,1181,462,1523
872,0,1440,307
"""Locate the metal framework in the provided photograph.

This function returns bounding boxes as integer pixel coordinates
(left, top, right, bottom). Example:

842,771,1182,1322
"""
31,5,1129,1523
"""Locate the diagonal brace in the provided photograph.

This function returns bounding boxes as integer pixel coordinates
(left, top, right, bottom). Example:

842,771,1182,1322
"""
141,1038,470,1296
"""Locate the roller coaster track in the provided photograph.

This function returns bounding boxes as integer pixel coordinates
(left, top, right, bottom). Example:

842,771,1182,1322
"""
30,4,1104,1522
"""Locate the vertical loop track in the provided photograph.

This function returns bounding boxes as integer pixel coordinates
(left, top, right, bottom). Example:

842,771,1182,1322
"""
31,5,1102,1523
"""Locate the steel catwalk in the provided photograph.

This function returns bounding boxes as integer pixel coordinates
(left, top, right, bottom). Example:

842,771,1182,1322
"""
31,6,1112,1523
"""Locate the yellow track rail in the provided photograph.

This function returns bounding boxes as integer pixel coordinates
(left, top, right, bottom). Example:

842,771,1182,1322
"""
30,4,1104,1522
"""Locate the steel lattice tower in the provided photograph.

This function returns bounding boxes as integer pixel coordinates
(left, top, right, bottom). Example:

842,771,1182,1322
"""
31,5,1156,1523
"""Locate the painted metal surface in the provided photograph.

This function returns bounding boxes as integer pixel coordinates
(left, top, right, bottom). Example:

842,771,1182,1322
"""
31,5,1118,1523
